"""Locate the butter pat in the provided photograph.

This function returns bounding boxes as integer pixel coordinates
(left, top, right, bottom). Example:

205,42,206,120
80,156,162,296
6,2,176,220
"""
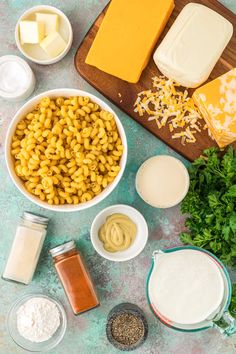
36,13,59,36
86,0,174,83
153,3,233,88
193,68,236,148
40,31,67,58
20,20,45,44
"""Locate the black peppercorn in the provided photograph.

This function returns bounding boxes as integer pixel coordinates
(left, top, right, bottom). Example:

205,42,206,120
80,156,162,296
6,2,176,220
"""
111,313,144,346
106,303,148,351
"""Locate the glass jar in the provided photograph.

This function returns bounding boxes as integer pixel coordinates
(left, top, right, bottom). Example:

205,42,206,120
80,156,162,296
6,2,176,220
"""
3,212,49,284
50,240,100,315
147,246,236,336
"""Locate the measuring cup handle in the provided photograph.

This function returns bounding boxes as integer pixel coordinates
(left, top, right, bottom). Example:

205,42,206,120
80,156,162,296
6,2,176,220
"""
213,312,236,336
152,250,164,259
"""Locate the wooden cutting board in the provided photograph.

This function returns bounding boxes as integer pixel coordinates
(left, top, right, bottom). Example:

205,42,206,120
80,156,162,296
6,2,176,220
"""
74,0,236,161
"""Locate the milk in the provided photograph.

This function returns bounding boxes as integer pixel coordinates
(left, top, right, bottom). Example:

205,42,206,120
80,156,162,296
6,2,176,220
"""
148,249,225,325
136,156,189,208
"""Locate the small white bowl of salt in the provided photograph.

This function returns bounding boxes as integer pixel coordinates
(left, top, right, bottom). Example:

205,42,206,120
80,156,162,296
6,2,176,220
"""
0,55,35,101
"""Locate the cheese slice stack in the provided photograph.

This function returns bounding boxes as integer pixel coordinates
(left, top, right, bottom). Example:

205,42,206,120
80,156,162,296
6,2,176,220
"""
85,0,174,83
193,68,236,148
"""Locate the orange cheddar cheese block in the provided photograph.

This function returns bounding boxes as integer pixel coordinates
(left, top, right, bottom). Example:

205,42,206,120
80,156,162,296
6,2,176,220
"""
193,68,236,148
85,0,174,83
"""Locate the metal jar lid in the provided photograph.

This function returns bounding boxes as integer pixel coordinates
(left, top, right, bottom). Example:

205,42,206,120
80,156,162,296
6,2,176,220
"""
22,212,49,226
50,240,76,258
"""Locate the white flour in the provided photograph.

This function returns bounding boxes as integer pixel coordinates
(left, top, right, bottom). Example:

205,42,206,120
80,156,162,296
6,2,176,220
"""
16,297,61,342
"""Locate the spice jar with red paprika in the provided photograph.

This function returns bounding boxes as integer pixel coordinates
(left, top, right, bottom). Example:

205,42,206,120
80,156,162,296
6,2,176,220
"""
50,240,99,315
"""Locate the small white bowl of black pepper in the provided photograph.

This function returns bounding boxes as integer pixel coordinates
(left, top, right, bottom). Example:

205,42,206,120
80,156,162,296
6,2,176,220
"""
106,303,148,351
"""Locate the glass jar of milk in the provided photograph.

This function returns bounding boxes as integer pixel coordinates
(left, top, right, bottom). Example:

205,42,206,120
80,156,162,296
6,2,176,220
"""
147,246,236,336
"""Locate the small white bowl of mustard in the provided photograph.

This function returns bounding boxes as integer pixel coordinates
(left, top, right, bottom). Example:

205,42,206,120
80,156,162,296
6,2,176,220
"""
90,204,148,262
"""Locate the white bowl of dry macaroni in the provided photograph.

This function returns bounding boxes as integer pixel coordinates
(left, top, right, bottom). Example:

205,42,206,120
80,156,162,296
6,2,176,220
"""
5,89,127,212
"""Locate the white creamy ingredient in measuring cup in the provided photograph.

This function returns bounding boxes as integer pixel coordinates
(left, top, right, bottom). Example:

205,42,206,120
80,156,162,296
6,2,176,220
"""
0,55,35,101
149,250,225,325
17,297,60,342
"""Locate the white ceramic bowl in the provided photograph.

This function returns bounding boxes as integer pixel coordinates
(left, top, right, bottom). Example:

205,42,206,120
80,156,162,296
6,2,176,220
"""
135,155,189,208
15,5,73,65
0,55,36,101
90,204,148,262
7,293,67,352
5,89,127,212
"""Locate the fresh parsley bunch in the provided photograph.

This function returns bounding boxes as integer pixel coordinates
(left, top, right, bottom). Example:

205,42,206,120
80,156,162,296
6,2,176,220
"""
229,284,236,319
180,146,236,267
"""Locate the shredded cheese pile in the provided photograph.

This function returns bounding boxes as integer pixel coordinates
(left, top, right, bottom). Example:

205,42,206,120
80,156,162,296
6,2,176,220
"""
134,76,211,145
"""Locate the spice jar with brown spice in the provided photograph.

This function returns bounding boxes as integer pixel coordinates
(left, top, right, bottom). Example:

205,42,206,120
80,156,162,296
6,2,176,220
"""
50,240,99,315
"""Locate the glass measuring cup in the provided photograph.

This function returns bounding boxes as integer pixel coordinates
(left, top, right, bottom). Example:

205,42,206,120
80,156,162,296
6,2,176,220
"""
146,246,236,335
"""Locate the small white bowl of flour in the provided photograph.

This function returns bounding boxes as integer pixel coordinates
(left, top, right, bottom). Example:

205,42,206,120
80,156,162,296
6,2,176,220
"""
7,293,67,352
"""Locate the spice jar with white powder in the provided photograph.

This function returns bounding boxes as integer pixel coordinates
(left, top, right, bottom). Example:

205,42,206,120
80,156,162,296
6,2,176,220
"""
2,212,49,284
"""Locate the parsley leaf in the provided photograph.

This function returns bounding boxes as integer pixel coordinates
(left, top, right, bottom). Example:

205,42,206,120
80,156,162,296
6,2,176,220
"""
180,147,236,267
229,284,236,319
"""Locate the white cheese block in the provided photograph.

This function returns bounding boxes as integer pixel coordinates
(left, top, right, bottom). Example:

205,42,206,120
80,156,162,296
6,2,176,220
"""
153,3,233,88
20,20,45,44
40,31,67,58
36,13,59,36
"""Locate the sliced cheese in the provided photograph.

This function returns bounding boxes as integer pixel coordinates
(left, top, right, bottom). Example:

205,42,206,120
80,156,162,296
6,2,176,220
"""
153,3,233,88
85,0,174,83
193,68,236,148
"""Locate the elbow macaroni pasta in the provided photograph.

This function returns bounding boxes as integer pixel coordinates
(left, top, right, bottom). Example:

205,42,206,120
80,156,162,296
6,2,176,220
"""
11,96,124,205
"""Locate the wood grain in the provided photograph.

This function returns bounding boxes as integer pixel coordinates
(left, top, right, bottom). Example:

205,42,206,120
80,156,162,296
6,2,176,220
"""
74,0,236,161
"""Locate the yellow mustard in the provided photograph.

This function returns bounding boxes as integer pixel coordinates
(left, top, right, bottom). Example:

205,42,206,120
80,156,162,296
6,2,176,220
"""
98,214,137,252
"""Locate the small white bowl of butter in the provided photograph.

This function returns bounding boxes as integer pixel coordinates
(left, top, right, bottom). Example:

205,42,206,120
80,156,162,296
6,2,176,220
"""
15,5,73,65
91,204,148,262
